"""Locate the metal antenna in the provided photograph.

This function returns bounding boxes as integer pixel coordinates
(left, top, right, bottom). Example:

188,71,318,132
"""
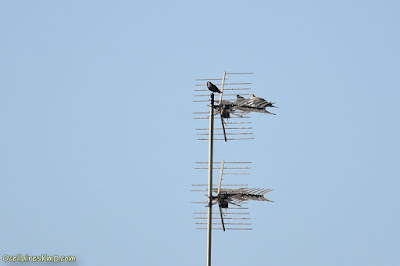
194,72,256,142
192,71,276,266
192,161,272,231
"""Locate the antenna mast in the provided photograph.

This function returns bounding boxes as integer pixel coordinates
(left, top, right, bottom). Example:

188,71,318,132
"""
193,71,276,266
206,92,214,266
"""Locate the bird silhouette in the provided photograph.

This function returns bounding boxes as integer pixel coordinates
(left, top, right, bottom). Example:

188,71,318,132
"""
207,81,221,93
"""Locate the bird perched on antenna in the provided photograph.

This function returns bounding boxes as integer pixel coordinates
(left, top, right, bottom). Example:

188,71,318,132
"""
249,94,277,108
236,94,247,105
207,81,221,93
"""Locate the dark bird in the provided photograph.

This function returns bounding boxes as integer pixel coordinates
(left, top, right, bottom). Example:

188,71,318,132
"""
207,81,221,93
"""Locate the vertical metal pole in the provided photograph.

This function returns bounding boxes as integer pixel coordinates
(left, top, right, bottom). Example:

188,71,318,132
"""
207,93,214,266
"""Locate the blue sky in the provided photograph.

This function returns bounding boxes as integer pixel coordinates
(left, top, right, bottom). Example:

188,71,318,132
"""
1,1,399,265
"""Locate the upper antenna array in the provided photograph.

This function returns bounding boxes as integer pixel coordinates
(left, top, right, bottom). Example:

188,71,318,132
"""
193,72,277,142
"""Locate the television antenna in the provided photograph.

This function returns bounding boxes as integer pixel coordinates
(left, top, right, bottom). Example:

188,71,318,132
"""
194,71,277,142
192,161,273,231
192,71,277,266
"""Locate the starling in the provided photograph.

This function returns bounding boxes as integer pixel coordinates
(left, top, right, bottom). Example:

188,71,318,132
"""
207,81,221,93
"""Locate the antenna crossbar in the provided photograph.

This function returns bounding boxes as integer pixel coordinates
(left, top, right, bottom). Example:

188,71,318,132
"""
196,133,253,136
223,173,250,175
195,162,252,164
193,212,250,215
195,223,252,225
194,217,250,220
194,93,250,97
196,127,252,130
192,184,249,186
194,167,251,169
195,88,251,91
198,138,254,141
226,122,251,124
195,82,252,86
194,116,250,119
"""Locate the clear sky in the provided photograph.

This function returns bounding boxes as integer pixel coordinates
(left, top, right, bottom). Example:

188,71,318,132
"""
1,1,399,266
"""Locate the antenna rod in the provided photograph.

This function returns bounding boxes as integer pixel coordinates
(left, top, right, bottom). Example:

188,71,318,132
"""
207,93,214,266
218,71,227,105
